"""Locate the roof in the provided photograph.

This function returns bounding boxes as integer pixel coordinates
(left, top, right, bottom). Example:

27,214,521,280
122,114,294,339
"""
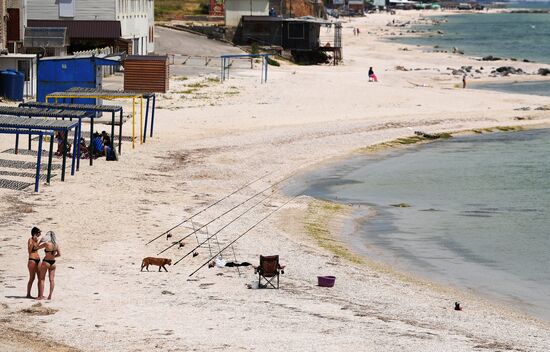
0,54,37,60
0,116,79,130
0,106,89,119
125,55,168,62
67,87,154,98
24,27,68,48
20,102,123,113
39,55,121,66
241,16,337,25
242,16,282,22
27,20,122,39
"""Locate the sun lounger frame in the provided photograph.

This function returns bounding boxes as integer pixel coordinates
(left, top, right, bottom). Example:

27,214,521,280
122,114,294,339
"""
46,88,157,149
0,116,80,191
20,101,125,166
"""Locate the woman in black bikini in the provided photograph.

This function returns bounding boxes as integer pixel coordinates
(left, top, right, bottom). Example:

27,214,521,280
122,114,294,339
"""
37,231,61,300
27,227,44,298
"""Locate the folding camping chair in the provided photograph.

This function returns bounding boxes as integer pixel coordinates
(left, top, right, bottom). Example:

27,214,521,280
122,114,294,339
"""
256,255,285,289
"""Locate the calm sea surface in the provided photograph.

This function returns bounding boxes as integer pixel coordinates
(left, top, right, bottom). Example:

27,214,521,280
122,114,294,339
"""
395,11,550,63
394,9,550,95
286,129,550,321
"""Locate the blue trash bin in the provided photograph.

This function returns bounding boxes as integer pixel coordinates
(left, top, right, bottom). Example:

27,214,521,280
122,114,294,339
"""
2,70,24,101
0,70,4,98
0,70,12,99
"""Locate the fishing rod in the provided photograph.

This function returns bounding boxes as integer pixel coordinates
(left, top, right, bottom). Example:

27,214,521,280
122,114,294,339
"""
156,173,294,255
173,192,273,265
145,171,273,245
188,196,297,277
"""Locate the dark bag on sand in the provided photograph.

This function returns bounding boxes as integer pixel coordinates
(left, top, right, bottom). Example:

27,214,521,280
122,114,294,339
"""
106,147,118,161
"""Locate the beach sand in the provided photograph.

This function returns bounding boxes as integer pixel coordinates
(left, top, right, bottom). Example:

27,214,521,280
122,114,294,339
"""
0,10,549,351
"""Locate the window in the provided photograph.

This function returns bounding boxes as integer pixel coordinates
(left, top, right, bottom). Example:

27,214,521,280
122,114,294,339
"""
149,26,154,43
59,0,75,18
288,23,305,39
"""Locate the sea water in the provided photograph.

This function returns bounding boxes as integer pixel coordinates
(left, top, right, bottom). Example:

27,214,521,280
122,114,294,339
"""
471,80,550,96
394,12,550,64
286,129,550,321
394,10,550,102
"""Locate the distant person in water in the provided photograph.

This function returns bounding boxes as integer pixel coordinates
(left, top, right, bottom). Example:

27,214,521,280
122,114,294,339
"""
368,67,378,82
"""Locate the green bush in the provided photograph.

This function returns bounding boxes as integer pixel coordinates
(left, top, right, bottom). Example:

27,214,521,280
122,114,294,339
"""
267,57,280,66
250,43,259,55
199,2,209,14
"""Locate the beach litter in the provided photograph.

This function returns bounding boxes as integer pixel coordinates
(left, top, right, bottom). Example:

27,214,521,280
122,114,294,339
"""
318,276,336,288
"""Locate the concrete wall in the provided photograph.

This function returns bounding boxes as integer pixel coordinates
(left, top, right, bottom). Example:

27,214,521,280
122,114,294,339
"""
225,0,269,27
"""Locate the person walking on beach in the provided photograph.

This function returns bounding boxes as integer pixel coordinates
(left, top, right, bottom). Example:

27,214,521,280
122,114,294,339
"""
368,67,378,82
37,231,61,300
26,227,44,298
462,75,467,88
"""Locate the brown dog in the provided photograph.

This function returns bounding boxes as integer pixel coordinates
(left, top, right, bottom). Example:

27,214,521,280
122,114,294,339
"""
141,257,172,272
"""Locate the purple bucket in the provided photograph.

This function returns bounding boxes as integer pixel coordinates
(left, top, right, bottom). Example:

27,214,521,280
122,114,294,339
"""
317,276,336,287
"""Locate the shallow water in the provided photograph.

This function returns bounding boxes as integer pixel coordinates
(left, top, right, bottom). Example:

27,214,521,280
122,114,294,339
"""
286,129,550,321
471,80,550,97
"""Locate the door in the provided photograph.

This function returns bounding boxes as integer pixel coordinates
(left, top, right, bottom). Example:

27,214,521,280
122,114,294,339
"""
7,8,20,42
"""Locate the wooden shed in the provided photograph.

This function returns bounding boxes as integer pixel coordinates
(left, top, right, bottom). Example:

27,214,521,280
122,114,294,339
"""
123,55,169,93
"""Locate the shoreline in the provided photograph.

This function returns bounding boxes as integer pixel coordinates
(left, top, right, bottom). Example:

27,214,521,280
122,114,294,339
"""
287,126,550,325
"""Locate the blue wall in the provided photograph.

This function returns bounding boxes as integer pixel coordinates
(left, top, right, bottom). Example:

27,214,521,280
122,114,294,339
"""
37,57,119,103
37,57,98,103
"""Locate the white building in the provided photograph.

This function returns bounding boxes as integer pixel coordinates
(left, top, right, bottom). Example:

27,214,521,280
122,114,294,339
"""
25,0,154,54
225,0,269,27
0,54,37,98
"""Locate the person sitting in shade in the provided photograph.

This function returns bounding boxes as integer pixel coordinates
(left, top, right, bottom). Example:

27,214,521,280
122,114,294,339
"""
101,131,111,149
100,131,116,161
368,67,378,82
91,132,105,158
55,131,71,157
79,138,90,159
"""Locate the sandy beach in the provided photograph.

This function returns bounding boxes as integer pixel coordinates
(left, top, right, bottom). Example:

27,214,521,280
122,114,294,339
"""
1,10,549,351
